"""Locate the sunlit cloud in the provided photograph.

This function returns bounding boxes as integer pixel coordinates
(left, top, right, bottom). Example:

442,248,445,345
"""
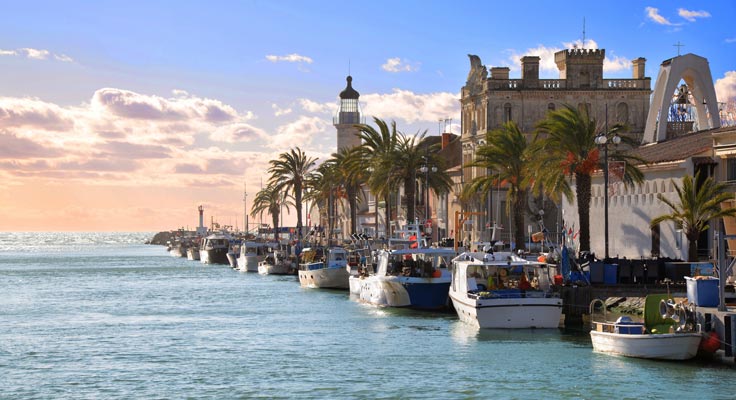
716,71,736,102
645,7,676,26
272,103,292,116
209,122,268,143
381,57,420,73
267,116,329,149
362,90,459,125
0,47,73,62
678,8,710,22
265,53,313,64
503,39,631,76
299,98,333,114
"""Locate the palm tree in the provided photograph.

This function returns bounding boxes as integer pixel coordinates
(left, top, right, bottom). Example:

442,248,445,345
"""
396,133,453,224
250,184,292,241
268,147,317,239
532,104,644,253
651,172,736,261
465,121,530,250
355,118,401,237
330,147,367,236
305,160,343,244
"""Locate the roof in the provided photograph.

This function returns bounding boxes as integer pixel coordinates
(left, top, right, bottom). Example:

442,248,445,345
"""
339,76,359,99
627,129,713,164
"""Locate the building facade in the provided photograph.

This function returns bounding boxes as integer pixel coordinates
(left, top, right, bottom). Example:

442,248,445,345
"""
459,48,651,247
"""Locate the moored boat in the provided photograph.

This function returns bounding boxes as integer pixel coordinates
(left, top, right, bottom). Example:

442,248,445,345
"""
449,250,562,329
237,241,270,272
589,294,702,360
258,247,297,275
186,245,200,261
298,247,350,289
200,233,231,265
352,247,455,309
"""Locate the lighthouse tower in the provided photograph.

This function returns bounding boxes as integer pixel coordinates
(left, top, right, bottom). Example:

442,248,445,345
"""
333,76,363,151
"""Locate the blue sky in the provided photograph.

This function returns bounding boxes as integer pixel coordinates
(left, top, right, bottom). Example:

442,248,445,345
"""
0,1,735,230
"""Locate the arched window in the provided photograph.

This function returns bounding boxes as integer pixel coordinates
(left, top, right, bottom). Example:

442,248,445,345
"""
548,103,556,112
504,103,512,123
616,102,629,124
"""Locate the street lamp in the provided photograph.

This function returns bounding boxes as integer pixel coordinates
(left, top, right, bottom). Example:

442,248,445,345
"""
419,159,437,227
595,126,621,260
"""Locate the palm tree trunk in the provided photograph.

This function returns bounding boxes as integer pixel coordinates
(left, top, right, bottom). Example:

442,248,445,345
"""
348,186,357,235
384,193,391,238
687,231,699,262
295,182,303,239
272,212,279,241
575,172,592,253
513,190,528,251
405,179,415,223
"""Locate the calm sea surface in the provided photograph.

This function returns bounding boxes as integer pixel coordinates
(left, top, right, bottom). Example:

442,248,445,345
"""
0,232,733,399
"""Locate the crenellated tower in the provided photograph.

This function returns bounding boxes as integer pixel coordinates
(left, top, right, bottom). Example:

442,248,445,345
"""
554,48,605,89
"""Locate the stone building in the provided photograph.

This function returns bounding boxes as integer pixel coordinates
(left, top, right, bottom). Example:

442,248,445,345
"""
459,48,651,247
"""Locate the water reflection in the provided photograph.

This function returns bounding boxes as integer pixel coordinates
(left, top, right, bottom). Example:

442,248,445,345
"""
449,321,565,345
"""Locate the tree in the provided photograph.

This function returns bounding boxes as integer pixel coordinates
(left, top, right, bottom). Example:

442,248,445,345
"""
268,147,317,239
330,147,367,236
465,121,530,250
355,118,401,237
651,172,736,261
532,104,644,253
250,184,292,241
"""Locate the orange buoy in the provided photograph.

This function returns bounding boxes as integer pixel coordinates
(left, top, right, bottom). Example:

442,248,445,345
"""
700,331,720,353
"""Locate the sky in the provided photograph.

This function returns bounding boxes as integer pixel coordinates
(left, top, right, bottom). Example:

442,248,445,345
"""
1,1,735,232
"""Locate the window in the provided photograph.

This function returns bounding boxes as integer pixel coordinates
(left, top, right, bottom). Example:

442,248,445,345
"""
727,158,736,181
504,103,512,123
651,223,660,257
548,103,555,112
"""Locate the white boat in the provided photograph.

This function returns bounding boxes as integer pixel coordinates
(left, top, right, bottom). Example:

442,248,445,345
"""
236,241,270,272
449,251,562,329
226,242,240,269
589,295,702,360
186,246,200,261
258,248,297,275
199,233,231,265
298,247,350,289
352,247,455,309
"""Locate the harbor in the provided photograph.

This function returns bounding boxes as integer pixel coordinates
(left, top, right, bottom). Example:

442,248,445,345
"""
1,231,734,399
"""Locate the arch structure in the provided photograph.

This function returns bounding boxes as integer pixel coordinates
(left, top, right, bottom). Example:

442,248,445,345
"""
643,53,720,143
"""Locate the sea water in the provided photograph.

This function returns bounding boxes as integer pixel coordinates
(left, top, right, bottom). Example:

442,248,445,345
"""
0,232,732,399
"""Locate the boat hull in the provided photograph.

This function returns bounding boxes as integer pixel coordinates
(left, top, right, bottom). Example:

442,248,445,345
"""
590,331,702,360
226,252,239,269
186,248,200,261
200,248,229,265
258,262,294,275
299,267,349,289
356,276,450,309
450,293,563,329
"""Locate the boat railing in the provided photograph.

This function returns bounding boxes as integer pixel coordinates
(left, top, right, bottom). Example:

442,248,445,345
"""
468,288,556,299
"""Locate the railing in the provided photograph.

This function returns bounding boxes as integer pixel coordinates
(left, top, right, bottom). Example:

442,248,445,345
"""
602,79,648,89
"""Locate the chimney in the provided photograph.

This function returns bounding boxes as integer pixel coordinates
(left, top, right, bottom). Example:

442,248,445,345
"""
442,132,451,149
521,56,540,87
632,57,646,79
490,67,510,80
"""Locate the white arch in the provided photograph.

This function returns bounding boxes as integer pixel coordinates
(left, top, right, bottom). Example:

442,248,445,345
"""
643,53,720,143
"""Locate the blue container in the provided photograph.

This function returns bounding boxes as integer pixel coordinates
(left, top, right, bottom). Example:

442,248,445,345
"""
685,276,719,307
604,264,618,285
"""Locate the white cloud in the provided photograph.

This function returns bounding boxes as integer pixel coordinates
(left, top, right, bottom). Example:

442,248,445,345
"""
504,39,631,76
724,38,736,44
272,103,292,116
0,47,73,62
381,57,419,73
645,7,676,26
716,71,736,103
299,98,333,114
210,122,268,143
265,53,313,64
268,116,329,149
361,90,459,124
678,8,710,22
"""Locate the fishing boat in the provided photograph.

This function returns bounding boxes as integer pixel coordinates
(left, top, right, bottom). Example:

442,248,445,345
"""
236,241,270,272
168,237,191,258
186,245,200,261
589,294,703,360
449,250,562,329
298,247,350,289
258,247,297,275
199,233,231,265
352,247,455,309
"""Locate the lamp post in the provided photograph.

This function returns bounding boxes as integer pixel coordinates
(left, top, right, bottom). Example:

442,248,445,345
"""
594,116,621,260
419,158,437,233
